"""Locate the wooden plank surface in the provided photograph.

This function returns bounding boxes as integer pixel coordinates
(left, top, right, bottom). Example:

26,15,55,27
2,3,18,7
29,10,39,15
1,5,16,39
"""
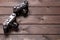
0,0,60,6
0,35,60,40
43,35,60,40
1,16,60,25
0,7,12,15
0,0,60,40
0,7,60,15
19,16,60,24
0,25,60,34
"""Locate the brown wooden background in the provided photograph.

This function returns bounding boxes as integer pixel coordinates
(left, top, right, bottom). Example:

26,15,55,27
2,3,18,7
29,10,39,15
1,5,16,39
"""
0,0,60,40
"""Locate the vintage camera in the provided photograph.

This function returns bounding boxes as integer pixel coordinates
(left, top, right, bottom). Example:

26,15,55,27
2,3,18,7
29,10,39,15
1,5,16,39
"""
3,0,29,35
13,0,28,17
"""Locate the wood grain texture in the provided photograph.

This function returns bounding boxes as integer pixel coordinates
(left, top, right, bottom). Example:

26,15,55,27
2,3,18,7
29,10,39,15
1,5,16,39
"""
43,35,60,40
0,7,12,15
0,35,60,40
0,25,60,34
1,16,60,25
19,16,60,24
4,35,47,40
0,7,60,15
0,0,60,6
0,0,60,40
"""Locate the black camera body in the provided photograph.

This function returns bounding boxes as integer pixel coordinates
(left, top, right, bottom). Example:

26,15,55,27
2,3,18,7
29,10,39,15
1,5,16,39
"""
13,0,28,17
3,0,29,35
